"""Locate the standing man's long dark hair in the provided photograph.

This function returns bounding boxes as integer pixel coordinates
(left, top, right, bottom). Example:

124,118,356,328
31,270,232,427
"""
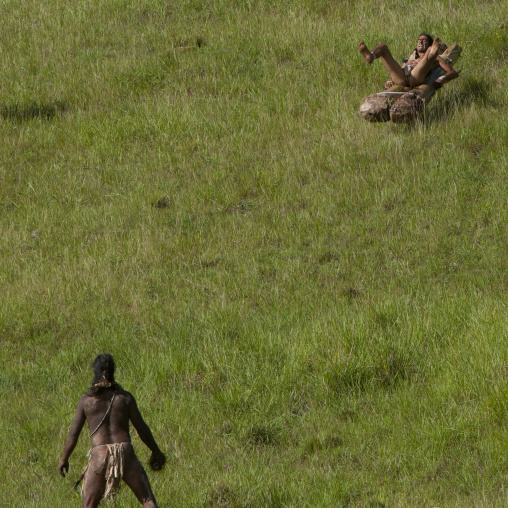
87,354,121,396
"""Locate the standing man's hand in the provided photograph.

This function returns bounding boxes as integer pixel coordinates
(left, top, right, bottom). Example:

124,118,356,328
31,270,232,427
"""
58,459,69,477
149,450,166,471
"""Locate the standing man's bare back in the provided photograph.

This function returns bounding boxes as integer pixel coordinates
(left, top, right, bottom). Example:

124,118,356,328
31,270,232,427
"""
59,354,166,508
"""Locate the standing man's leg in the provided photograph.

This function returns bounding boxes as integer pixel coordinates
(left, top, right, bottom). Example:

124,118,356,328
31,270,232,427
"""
122,445,159,508
81,449,108,508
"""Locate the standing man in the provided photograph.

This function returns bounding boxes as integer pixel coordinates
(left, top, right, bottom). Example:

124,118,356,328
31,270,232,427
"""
58,354,166,507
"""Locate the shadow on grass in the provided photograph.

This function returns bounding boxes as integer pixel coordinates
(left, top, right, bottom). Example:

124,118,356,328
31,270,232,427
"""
204,483,241,508
325,348,416,395
247,424,280,447
0,100,67,121
422,77,493,124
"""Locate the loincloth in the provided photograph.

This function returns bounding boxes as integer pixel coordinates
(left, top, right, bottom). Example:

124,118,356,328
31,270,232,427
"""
81,442,130,502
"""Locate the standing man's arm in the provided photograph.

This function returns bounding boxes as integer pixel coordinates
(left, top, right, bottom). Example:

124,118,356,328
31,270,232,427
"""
129,396,166,470
58,397,87,477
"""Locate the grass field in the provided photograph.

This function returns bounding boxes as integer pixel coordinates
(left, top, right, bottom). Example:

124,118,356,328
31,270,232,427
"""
1,0,508,506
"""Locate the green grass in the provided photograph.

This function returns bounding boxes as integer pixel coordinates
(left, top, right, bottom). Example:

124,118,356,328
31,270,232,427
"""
1,0,508,506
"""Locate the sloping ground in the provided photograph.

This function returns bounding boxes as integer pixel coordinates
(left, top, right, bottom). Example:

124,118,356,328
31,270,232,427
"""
1,1,507,505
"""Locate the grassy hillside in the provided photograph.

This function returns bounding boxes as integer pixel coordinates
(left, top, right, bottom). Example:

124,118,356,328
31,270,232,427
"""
1,0,508,506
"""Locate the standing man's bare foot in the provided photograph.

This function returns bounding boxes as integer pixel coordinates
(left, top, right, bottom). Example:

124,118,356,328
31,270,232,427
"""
359,42,375,63
427,37,441,59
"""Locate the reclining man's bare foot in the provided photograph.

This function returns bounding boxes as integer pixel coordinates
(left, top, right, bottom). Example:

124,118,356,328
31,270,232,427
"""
426,37,441,59
359,42,375,63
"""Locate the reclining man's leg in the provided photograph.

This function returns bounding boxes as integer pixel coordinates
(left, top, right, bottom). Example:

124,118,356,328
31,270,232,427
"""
405,37,441,87
359,42,407,86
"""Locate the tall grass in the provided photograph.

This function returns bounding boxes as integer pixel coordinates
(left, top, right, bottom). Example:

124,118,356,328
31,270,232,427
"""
1,0,507,505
